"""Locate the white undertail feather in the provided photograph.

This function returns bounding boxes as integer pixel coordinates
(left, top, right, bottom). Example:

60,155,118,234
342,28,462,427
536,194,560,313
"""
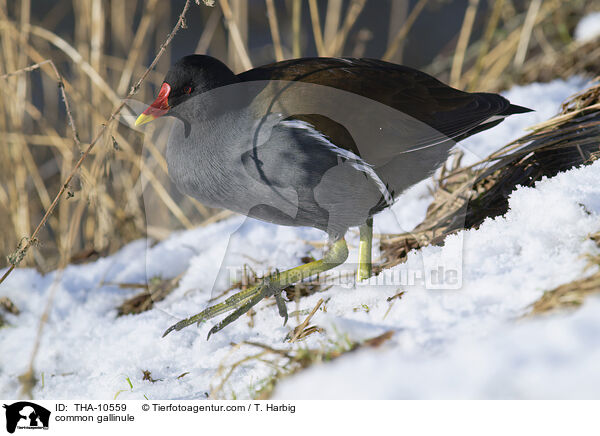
280,119,394,206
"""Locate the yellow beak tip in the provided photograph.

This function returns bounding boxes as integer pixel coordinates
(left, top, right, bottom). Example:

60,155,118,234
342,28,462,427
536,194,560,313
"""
135,113,154,127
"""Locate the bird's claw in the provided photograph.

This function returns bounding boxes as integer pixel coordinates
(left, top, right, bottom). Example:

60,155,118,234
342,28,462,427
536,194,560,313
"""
163,275,288,339
162,312,208,337
261,275,289,324
274,290,289,325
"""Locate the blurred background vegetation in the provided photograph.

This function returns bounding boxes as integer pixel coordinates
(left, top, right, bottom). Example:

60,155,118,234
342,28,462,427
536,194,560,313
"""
0,0,598,272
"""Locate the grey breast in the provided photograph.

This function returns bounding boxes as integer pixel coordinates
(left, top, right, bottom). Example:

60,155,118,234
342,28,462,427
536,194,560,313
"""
165,80,455,238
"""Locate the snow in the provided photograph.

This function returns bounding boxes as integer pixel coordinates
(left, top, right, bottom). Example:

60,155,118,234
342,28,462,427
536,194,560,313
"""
575,11,600,43
1,78,599,400
275,161,600,399
275,298,600,399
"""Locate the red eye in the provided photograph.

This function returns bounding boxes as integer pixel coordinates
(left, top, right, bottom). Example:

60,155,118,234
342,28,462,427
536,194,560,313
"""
184,86,192,94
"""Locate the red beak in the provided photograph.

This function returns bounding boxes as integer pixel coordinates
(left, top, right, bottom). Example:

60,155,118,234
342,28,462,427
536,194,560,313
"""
135,82,171,126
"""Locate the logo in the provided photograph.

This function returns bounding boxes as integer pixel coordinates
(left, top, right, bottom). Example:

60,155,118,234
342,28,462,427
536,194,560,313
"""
2,402,50,433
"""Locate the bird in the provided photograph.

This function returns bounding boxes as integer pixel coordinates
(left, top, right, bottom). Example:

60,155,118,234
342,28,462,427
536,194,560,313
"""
135,54,531,339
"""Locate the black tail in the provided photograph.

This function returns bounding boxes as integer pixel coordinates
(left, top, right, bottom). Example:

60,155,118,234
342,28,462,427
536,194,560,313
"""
500,104,534,115
453,103,533,142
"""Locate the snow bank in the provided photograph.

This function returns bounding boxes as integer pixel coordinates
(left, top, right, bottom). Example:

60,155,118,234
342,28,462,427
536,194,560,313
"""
275,297,600,399
0,78,598,400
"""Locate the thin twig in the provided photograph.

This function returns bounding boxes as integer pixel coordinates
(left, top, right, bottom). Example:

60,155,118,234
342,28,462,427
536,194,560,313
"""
25,24,121,106
1,59,79,146
0,0,194,287
0,60,48,79
242,341,292,358
290,298,323,343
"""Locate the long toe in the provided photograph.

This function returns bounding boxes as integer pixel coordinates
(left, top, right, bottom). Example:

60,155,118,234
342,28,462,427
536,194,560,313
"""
206,293,265,339
163,276,285,338
162,285,265,337
274,290,289,325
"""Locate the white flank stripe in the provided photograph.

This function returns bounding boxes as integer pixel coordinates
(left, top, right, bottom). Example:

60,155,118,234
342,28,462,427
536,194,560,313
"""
280,119,394,206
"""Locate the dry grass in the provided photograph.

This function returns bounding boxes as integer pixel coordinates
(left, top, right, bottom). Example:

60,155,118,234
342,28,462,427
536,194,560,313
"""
207,329,395,399
529,270,600,315
2,0,197,398
0,0,210,277
517,37,600,87
427,0,598,91
527,231,600,316
0,295,19,328
116,274,183,317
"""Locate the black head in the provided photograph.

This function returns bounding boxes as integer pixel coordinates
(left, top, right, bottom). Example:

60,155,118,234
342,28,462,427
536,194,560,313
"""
136,55,237,126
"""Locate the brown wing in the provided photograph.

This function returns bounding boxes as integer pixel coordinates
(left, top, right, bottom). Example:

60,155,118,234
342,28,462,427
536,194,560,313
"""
237,57,515,145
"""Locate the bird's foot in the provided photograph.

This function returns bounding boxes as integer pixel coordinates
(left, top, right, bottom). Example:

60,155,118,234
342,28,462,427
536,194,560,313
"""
163,239,349,339
162,276,286,339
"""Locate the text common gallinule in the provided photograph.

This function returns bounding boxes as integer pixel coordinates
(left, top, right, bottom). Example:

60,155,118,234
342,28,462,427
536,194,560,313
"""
135,55,531,338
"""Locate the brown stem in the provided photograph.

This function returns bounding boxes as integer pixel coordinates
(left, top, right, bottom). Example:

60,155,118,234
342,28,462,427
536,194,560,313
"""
0,0,194,287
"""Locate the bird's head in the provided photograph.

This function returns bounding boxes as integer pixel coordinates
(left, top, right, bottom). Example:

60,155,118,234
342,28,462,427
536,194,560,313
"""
135,55,236,126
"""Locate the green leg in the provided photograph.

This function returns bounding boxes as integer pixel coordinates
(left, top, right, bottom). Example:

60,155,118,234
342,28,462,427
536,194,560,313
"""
356,217,373,282
163,238,349,339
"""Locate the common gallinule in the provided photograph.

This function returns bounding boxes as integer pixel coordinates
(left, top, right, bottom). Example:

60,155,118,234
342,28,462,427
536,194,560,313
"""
135,55,531,338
